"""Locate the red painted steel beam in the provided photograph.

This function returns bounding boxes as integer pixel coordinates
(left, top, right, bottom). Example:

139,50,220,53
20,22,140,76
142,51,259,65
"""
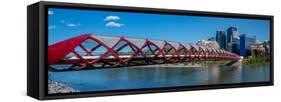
48,34,92,65
48,34,241,70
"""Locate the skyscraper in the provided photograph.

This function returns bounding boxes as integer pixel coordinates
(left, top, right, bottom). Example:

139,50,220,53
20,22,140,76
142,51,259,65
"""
216,30,227,50
232,37,240,55
226,27,239,51
240,34,256,56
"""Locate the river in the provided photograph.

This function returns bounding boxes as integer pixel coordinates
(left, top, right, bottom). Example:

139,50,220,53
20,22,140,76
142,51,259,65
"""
48,63,270,92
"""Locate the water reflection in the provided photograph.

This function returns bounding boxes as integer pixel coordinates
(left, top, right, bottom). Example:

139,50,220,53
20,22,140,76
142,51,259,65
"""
48,64,270,92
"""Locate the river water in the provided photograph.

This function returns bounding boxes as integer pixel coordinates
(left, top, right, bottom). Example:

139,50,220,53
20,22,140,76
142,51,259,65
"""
48,64,270,92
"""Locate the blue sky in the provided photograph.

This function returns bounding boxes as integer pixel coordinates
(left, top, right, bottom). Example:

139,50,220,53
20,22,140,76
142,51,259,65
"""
48,8,270,45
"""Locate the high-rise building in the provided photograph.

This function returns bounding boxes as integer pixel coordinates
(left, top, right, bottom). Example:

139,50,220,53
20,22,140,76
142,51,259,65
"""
216,30,227,50
232,37,240,55
239,34,256,56
232,43,240,55
226,27,239,51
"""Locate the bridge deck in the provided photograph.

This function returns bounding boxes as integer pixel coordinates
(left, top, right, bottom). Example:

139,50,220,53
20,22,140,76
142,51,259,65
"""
67,54,220,60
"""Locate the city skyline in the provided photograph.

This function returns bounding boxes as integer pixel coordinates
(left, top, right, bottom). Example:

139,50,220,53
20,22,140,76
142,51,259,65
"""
48,8,270,45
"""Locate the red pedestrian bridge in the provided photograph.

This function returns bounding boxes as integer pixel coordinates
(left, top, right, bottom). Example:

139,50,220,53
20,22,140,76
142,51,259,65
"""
48,34,240,71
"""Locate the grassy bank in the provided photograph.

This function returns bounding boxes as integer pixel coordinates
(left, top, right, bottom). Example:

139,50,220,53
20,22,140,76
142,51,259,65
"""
181,60,230,65
242,56,270,65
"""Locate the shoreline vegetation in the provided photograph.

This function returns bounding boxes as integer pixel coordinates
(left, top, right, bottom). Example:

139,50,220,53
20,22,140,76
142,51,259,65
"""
48,80,79,94
125,57,269,68
126,60,233,68
242,56,270,65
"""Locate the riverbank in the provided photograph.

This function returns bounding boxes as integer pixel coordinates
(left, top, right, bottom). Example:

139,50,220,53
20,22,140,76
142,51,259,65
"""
48,80,79,94
126,61,236,68
242,56,270,65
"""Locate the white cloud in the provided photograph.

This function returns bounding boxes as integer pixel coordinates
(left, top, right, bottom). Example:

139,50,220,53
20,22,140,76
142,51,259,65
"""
48,25,56,29
105,21,124,27
48,10,54,15
66,23,77,27
59,20,81,27
66,23,81,27
104,15,120,21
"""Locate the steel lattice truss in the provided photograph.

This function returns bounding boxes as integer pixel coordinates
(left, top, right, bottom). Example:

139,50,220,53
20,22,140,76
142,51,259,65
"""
48,34,240,71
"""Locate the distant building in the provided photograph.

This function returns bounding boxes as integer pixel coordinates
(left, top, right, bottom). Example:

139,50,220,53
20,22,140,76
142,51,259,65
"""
231,37,240,55
240,34,256,56
249,43,265,57
197,40,220,49
226,27,239,51
216,30,227,50
232,43,240,55
208,37,216,41
263,40,270,56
